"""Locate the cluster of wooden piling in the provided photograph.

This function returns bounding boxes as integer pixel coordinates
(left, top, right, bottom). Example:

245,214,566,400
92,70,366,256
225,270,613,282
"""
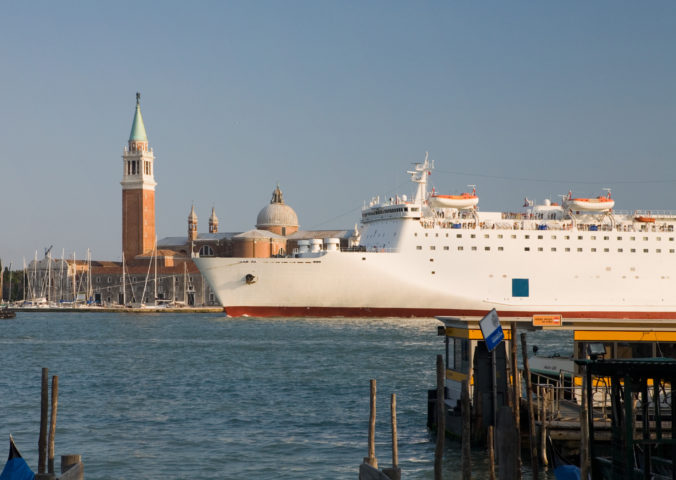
359,379,401,480
433,324,562,479
36,367,83,480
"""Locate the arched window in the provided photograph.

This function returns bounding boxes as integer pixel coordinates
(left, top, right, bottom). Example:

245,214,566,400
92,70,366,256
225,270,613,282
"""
199,245,214,257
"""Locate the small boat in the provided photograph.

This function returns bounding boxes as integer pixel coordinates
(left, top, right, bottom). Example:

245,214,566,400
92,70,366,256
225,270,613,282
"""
0,435,34,480
0,308,15,319
564,190,615,212
429,186,479,209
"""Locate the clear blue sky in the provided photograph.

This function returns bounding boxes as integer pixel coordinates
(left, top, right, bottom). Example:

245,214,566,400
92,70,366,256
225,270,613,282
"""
1,1,675,266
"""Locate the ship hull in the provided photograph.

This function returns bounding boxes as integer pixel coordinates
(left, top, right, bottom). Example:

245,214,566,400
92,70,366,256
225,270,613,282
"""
195,238,676,319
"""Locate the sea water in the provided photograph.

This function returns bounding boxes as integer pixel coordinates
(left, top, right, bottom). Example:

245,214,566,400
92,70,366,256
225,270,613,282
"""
0,312,563,479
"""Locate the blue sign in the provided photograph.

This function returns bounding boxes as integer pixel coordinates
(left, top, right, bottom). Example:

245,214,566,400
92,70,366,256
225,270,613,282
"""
479,308,504,352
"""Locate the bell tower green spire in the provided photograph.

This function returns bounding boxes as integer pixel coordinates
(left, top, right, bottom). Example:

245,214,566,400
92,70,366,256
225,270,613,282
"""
129,92,148,143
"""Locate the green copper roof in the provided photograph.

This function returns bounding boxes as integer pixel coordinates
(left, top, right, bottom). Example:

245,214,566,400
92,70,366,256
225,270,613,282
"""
129,93,148,142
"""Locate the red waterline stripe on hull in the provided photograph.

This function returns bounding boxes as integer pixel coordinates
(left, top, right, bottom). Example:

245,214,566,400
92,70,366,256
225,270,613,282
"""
223,306,676,320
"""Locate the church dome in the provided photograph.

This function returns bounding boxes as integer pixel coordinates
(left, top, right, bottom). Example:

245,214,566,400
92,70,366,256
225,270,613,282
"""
256,185,299,234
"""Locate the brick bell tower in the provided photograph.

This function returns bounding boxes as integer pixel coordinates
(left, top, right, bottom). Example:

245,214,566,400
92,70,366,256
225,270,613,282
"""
121,93,156,261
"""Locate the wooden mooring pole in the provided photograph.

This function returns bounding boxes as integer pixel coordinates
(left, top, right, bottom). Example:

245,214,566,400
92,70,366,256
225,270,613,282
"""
510,322,522,479
390,394,398,469
520,333,539,480
461,380,471,480
48,375,59,474
365,379,378,468
434,354,445,480
488,426,496,480
38,367,49,475
381,393,402,480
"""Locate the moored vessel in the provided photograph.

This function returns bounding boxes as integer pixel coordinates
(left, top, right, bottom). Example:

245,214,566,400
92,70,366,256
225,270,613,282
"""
195,153,676,319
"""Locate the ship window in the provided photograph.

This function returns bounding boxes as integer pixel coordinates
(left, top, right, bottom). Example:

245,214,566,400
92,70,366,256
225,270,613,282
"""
416,246,422,250
457,234,462,238
425,233,428,237
199,245,215,257
430,258,434,262
551,235,557,240
511,235,517,239
630,236,636,241
414,233,418,236
565,248,570,252
591,236,596,240
537,235,543,239
643,249,649,253
657,249,662,253
484,234,490,239
670,238,675,241
577,248,583,252
443,246,449,251
578,236,583,240
604,248,609,252
524,247,530,252
471,246,477,251
458,246,464,251
591,248,596,252
446,233,449,238
618,248,623,252
604,236,609,240
643,237,649,241
498,234,503,239
436,233,439,237
631,248,636,253
564,235,570,240
525,235,530,239
617,236,623,240
657,237,662,241
485,246,490,251
671,249,675,253
471,234,476,239
498,246,504,251
430,246,436,250
431,271,435,274
537,247,543,252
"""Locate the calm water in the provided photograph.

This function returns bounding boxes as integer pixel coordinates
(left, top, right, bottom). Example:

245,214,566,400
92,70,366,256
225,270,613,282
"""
0,312,566,479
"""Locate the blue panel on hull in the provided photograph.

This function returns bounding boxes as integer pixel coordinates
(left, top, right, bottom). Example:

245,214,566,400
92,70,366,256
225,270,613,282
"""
512,278,529,297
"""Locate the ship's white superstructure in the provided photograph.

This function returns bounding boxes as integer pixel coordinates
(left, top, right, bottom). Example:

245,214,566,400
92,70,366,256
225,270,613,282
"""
195,153,676,319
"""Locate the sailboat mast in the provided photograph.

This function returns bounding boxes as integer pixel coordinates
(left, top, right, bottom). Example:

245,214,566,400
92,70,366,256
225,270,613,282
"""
154,242,157,304
22,258,26,302
87,249,92,302
59,249,65,302
7,262,12,304
72,252,76,302
47,250,52,302
122,252,126,306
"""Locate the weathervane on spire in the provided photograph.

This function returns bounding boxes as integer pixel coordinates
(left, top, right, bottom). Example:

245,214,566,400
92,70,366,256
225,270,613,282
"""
136,92,141,104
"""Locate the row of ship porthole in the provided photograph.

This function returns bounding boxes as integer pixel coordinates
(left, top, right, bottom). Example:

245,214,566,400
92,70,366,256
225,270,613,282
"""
415,232,676,241
415,245,676,254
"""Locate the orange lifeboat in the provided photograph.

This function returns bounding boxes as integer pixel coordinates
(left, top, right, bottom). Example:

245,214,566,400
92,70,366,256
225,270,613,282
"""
635,215,655,223
429,187,479,210
564,190,614,212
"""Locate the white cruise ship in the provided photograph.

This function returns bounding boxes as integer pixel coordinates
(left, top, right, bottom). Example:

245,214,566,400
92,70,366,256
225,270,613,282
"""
195,153,676,319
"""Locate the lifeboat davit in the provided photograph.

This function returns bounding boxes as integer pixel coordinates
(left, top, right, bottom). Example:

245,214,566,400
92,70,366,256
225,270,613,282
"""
564,190,614,212
429,187,479,210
